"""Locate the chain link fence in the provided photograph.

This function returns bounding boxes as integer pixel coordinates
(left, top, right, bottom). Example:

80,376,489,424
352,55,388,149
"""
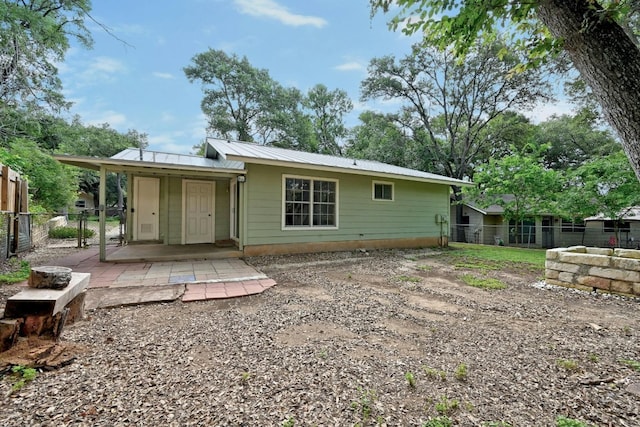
449,223,639,249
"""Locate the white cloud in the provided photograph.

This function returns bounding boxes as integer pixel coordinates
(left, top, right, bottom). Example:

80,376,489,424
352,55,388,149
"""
234,0,327,28
524,100,575,124
153,72,175,79
85,110,128,128
334,61,366,72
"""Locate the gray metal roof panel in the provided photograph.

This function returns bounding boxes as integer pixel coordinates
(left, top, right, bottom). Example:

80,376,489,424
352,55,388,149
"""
113,148,244,170
207,138,470,185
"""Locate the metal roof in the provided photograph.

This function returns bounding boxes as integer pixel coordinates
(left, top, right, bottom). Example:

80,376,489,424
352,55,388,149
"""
585,206,640,222
206,138,471,186
55,148,245,173
113,148,244,170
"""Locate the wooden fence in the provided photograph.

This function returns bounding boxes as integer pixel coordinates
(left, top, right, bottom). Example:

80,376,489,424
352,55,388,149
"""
1,163,30,261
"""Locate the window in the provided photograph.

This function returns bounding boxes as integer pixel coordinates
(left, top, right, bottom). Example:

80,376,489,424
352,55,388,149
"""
284,176,337,228
509,218,536,244
561,219,585,233
75,200,86,208
603,220,631,233
372,181,394,201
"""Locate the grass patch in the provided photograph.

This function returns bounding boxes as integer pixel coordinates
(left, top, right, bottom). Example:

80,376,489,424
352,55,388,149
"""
461,274,507,290
397,275,421,283
556,359,580,372
0,259,31,284
445,243,545,270
620,359,640,372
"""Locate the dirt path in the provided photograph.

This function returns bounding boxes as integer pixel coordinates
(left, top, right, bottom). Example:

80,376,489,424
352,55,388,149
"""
1,249,638,426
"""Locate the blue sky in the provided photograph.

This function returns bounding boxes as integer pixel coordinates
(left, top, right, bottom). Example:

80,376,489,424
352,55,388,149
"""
59,0,571,155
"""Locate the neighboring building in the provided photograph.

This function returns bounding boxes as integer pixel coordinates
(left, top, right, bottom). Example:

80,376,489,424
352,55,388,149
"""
73,191,95,213
582,206,640,249
452,199,640,249
55,138,470,261
451,197,557,248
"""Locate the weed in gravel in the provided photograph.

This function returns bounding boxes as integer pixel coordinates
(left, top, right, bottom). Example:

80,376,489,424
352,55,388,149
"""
454,261,499,271
620,359,640,372
423,366,447,381
405,371,416,388
318,349,328,359
434,396,459,416
417,264,432,271
556,359,580,372
588,354,599,363
422,416,453,427
351,387,377,425
460,274,507,290
281,417,295,427
397,275,421,282
240,372,251,382
9,365,37,393
0,259,30,284
454,363,468,381
622,325,633,336
555,416,594,427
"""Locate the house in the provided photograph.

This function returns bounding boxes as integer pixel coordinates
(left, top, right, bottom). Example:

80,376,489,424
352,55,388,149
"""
451,199,640,249
55,138,470,261
451,197,558,248
73,191,95,213
582,206,640,248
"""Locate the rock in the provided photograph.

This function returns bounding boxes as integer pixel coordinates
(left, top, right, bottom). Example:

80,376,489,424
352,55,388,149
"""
28,266,73,289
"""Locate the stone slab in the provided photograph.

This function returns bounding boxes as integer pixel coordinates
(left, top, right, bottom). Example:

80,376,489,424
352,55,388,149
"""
4,273,90,318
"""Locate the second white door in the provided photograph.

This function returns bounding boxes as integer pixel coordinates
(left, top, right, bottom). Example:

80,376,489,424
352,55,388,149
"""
183,180,215,244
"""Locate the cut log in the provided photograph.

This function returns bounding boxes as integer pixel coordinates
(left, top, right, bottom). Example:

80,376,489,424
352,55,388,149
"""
28,266,72,289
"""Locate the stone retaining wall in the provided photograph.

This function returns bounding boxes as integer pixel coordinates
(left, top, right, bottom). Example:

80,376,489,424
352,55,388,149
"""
546,246,640,297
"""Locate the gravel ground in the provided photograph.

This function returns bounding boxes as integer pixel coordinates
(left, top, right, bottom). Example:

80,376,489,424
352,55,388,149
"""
1,247,639,426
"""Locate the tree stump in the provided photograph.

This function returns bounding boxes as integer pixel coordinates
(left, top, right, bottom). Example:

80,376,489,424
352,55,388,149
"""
28,266,73,290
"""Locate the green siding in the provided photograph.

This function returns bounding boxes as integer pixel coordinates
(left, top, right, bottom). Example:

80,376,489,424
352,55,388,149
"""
243,164,450,246
166,177,183,244
215,180,230,240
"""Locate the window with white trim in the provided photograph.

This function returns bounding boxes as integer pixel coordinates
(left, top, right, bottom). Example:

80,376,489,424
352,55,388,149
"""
372,181,393,201
284,176,337,228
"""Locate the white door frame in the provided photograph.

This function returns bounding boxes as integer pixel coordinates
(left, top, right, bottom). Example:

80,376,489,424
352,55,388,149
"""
230,178,239,241
182,179,215,244
133,176,159,241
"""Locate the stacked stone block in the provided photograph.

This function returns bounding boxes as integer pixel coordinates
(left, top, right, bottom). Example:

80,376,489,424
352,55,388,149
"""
545,246,640,297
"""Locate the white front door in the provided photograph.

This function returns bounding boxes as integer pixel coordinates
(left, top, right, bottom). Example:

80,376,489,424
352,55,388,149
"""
183,180,215,244
134,177,159,241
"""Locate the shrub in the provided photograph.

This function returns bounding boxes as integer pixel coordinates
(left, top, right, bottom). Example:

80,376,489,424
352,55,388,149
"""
49,226,95,239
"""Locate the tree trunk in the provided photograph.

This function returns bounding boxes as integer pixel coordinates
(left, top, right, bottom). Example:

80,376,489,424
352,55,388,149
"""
537,0,640,181
452,185,467,243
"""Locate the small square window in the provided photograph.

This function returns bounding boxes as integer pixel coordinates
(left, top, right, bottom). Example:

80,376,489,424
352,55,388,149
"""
373,181,393,201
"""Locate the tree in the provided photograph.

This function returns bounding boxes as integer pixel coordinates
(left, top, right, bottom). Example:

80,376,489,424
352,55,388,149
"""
532,114,621,171
0,139,77,211
0,0,93,112
304,84,353,155
370,0,640,182
184,49,315,149
464,150,561,245
562,151,640,246
360,40,550,240
345,111,413,167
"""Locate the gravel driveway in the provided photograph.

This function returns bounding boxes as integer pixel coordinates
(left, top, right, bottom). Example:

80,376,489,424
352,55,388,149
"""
1,248,639,426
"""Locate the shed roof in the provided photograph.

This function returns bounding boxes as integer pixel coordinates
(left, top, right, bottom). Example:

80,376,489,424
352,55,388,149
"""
206,138,471,186
55,148,245,174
